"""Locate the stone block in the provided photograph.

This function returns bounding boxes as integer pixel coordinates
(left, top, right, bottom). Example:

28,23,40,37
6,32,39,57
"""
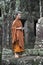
38,49,43,56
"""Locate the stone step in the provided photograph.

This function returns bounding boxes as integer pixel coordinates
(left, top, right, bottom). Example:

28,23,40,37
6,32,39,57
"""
24,49,43,56
2,48,43,60
2,48,43,65
2,56,43,65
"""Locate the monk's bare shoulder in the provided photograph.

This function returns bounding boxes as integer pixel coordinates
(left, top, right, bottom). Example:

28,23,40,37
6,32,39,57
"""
12,20,16,25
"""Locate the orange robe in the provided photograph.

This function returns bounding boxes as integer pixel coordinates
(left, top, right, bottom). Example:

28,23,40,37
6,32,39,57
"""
11,19,24,53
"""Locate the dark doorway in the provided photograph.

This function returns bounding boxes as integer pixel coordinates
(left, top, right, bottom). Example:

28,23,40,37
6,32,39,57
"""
21,19,26,27
21,19,26,34
21,19,26,38
0,8,1,17
34,19,38,36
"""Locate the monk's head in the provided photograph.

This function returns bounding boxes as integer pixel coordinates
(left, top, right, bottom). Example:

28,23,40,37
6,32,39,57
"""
16,13,21,19
15,11,22,19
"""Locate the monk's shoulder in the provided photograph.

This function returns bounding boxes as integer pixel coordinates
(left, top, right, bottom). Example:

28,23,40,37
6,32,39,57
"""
13,20,16,24
12,20,17,26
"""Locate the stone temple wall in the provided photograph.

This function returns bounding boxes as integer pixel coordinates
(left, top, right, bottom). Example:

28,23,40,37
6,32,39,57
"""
0,0,43,65
0,0,35,49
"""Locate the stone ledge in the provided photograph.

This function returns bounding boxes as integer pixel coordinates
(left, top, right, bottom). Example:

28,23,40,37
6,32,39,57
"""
2,56,43,65
2,48,43,65
24,49,43,56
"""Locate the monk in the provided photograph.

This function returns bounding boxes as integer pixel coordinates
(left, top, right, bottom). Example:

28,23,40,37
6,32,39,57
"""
11,13,24,58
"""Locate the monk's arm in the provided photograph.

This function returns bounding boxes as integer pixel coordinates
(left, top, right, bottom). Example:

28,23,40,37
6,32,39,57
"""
16,27,24,30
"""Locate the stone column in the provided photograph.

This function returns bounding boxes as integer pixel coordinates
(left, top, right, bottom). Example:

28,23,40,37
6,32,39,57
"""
24,15,35,48
34,17,43,49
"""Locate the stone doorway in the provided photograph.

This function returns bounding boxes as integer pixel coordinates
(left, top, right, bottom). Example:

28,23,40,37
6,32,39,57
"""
34,19,38,37
0,8,1,17
21,19,26,34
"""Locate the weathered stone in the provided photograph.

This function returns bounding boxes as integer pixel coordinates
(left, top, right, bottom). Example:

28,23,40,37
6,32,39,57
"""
0,0,43,65
35,17,43,49
24,49,43,56
2,48,13,60
24,15,35,49
2,55,43,65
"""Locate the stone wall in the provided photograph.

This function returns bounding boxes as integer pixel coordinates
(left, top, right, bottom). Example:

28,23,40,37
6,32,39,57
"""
0,0,35,49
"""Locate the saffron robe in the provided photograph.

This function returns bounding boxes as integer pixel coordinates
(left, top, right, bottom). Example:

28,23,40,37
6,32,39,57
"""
11,19,24,53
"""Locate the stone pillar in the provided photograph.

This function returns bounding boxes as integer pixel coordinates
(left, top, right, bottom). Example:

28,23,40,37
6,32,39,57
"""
3,14,7,48
24,15,35,48
34,17,43,49
6,16,9,48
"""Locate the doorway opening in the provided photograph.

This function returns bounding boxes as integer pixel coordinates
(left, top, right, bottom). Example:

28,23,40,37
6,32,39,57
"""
21,19,26,27
21,19,26,35
0,8,1,17
34,19,38,36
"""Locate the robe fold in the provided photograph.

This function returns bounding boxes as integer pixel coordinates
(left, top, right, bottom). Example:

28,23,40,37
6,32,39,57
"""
11,19,24,53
